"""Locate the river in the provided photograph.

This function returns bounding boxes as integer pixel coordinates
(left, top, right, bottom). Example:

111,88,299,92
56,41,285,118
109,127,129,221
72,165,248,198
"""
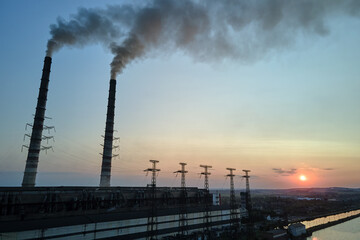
306,215,360,240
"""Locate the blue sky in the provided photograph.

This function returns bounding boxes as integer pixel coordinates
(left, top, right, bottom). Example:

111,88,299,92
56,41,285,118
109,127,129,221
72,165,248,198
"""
0,1,359,188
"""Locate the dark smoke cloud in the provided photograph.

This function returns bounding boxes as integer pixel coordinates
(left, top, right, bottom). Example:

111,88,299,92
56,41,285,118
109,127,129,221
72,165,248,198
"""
46,7,122,57
46,0,360,78
272,168,297,176
110,35,144,79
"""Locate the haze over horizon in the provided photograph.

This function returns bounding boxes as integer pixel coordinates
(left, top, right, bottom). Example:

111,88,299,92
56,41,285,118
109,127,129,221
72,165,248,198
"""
0,0,359,189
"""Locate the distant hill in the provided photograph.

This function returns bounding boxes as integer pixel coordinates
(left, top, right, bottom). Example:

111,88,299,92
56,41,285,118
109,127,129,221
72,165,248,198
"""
211,187,360,197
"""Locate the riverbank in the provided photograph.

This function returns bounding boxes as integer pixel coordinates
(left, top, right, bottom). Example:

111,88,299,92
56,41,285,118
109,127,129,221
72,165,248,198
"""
288,207,360,224
306,212,360,235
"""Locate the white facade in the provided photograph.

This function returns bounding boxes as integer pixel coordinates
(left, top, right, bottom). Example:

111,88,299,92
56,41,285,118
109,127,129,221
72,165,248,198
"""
212,192,221,205
288,222,306,237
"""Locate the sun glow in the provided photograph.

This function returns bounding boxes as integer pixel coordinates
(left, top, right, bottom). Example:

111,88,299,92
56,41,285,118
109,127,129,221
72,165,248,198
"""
300,175,307,181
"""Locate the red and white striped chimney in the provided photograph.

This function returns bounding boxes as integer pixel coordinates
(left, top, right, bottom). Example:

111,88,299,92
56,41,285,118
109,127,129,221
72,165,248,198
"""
100,79,116,187
22,56,52,187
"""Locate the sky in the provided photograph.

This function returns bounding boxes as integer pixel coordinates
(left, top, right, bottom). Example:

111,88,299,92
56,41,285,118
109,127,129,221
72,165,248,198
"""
0,0,359,189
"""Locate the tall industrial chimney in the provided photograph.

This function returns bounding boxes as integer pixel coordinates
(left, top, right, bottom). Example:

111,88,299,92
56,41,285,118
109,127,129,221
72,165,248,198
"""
100,79,116,187
22,56,52,187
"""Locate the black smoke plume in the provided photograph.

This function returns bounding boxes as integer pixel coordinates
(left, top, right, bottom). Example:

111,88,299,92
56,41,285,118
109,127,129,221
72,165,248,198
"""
46,7,121,57
46,0,360,78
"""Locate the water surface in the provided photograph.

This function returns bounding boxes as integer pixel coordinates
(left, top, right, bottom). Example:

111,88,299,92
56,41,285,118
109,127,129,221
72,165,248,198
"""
306,217,360,240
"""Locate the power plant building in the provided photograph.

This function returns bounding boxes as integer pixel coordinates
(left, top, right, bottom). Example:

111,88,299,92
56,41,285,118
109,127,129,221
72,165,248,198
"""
0,186,239,239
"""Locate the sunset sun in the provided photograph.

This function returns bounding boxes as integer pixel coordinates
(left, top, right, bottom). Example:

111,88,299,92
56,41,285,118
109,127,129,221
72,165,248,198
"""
300,175,307,181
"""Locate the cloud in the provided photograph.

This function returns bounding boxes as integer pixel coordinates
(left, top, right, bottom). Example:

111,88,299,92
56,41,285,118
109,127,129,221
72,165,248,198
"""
272,168,297,176
322,168,335,171
306,167,336,172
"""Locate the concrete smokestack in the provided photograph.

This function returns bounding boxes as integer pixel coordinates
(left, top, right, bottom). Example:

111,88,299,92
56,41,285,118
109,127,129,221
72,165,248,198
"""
22,56,52,187
100,79,116,187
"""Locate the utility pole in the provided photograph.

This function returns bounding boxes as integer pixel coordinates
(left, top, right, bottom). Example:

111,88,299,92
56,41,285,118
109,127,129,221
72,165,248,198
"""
226,168,239,232
144,160,160,240
174,162,188,237
200,165,212,239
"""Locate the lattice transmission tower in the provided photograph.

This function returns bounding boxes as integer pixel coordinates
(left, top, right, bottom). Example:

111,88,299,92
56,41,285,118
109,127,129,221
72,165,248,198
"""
200,164,212,239
144,160,160,240
243,169,253,238
226,168,239,231
174,162,188,237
